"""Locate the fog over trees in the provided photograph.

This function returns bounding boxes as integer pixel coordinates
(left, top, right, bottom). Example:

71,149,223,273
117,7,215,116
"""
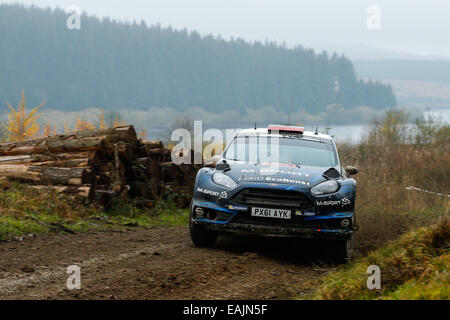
0,4,396,118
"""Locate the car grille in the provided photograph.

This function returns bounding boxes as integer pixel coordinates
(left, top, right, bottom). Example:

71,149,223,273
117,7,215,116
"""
230,188,313,209
229,188,314,227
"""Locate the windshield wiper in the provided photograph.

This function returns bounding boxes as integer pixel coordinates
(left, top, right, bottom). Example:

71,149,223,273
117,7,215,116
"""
300,137,323,143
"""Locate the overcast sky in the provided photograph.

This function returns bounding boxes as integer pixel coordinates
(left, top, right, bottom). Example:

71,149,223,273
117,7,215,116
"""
2,0,450,58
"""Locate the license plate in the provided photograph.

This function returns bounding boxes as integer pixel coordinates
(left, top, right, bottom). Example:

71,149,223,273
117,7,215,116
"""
251,207,291,219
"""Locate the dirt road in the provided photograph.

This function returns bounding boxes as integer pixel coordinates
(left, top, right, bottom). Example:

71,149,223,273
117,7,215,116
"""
0,226,331,299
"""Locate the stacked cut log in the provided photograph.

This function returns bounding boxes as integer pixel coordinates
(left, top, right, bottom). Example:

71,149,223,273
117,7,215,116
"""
0,126,200,208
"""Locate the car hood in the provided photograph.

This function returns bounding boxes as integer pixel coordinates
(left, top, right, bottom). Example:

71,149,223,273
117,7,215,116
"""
224,161,334,188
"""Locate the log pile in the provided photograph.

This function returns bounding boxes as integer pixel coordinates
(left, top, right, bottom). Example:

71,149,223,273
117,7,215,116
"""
0,126,199,208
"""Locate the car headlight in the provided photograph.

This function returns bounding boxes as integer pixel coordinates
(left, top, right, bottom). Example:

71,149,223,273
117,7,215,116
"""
311,180,339,195
212,172,237,188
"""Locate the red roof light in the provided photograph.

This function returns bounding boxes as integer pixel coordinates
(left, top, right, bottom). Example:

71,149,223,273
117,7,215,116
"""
268,125,304,134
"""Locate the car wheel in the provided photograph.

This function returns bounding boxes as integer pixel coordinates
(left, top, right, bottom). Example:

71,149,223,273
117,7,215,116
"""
331,234,354,263
189,204,217,247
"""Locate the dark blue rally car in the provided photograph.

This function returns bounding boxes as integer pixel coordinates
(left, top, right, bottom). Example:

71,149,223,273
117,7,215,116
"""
189,125,359,260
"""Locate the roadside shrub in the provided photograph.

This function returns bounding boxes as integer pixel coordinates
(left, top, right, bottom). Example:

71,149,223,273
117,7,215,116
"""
414,114,444,145
0,183,94,220
313,219,449,300
367,109,409,145
339,112,449,252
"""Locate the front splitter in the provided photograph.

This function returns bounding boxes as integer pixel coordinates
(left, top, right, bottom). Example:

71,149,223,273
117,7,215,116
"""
196,221,352,240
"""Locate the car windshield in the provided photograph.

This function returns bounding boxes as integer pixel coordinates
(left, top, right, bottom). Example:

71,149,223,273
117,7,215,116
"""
224,135,338,167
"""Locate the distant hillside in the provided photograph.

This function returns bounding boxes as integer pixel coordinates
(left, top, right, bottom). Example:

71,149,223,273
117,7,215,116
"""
354,60,450,109
0,4,396,114
354,60,450,85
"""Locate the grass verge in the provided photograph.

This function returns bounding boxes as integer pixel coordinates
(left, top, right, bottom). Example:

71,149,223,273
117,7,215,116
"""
312,218,449,300
0,183,189,241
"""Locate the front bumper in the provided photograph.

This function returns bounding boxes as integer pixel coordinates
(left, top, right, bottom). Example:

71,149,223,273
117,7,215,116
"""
192,200,355,240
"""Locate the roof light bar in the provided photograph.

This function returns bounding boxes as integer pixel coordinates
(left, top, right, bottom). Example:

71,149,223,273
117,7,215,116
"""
268,125,304,134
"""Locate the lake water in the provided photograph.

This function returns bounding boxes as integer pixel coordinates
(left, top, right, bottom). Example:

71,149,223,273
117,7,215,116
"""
148,109,450,144
315,109,450,144
423,109,450,122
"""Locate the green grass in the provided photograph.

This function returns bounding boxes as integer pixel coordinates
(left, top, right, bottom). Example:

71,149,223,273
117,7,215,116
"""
311,218,449,300
384,270,449,300
97,201,189,228
0,183,189,241
0,216,48,239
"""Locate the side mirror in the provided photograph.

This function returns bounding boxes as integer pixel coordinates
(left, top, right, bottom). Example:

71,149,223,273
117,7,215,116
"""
216,160,231,171
345,166,359,176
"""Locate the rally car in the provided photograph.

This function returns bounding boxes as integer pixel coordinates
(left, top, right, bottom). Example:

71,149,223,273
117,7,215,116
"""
189,125,358,260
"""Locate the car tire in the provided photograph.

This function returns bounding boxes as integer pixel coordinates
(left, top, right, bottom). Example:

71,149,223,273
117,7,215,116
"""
189,203,218,247
190,220,218,247
331,234,354,263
